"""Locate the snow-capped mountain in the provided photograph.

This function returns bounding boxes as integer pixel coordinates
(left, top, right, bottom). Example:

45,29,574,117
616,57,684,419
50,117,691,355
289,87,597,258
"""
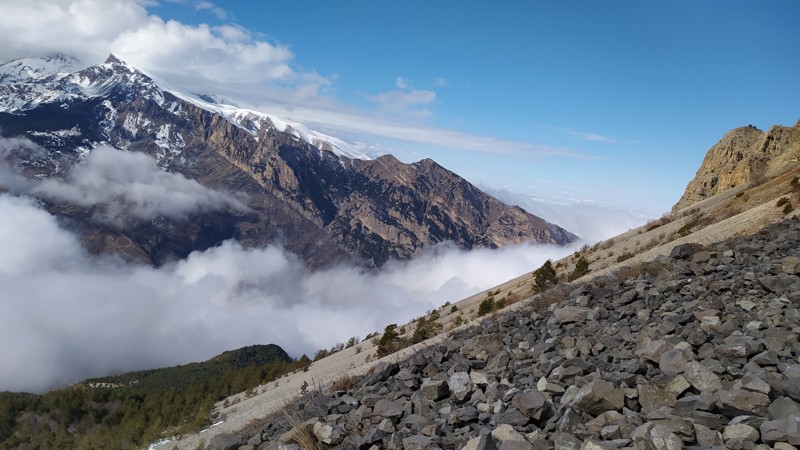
0,54,368,161
0,54,576,267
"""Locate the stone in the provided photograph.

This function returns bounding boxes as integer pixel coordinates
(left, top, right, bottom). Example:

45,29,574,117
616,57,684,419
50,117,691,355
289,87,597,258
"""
491,424,527,443
554,306,595,324
448,372,474,402
462,434,498,450
421,379,449,401
637,384,677,414
719,390,771,417
402,435,436,450
552,432,582,450
659,349,689,375
670,243,705,260
683,362,722,392
761,416,800,446
636,339,671,363
313,422,343,445
471,371,491,387
665,375,691,395
373,399,405,419
722,423,760,444
770,397,800,420
648,424,683,450
512,391,549,419
783,256,800,274
570,379,624,415
207,433,245,450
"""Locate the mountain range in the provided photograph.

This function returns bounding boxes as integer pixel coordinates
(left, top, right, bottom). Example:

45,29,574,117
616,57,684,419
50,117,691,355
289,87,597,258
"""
0,54,576,268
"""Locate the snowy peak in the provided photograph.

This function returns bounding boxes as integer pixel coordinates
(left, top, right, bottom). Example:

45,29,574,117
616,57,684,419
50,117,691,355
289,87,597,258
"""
0,53,368,161
0,54,80,84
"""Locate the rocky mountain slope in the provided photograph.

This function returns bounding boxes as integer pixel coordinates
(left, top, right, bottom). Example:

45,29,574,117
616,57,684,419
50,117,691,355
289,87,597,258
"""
674,120,800,212
145,118,800,450
0,54,575,267
188,217,800,450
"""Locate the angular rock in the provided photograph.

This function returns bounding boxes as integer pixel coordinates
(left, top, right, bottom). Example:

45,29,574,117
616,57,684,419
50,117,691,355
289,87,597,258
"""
554,306,595,324
373,398,405,420
719,389,771,417
512,391,549,420
683,362,722,392
448,372,474,402
761,416,800,446
570,379,624,416
722,423,760,445
402,435,437,450
770,397,800,420
420,379,449,401
207,433,245,450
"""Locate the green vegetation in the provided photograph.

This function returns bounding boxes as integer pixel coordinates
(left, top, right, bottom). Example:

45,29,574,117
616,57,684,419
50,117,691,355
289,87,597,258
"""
568,255,591,281
0,344,307,450
411,311,443,343
532,260,557,293
376,324,403,357
477,296,495,316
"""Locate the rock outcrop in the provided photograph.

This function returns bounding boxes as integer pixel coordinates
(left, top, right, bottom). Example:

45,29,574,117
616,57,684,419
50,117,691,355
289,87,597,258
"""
674,120,800,212
230,217,800,450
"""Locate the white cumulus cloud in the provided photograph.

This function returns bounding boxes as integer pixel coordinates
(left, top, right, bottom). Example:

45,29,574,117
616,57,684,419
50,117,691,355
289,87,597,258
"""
0,192,581,393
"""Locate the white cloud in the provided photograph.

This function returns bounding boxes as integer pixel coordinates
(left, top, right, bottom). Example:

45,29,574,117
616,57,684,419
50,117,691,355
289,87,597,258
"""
0,0,296,86
0,139,246,224
0,193,581,393
0,0,597,163
195,1,227,20
568,130,616,143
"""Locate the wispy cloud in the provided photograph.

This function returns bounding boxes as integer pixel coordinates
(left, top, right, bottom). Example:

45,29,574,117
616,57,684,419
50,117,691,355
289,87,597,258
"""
195,1,227,20
537,125,618,144
366,76,437,118
567,130,617,143
0,138,246,224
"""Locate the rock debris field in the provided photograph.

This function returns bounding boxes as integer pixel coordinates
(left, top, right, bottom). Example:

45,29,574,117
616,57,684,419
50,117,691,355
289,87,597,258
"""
208,218,800,450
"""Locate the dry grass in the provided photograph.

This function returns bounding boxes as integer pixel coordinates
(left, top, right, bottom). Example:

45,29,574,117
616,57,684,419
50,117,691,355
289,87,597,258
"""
284,413,321,450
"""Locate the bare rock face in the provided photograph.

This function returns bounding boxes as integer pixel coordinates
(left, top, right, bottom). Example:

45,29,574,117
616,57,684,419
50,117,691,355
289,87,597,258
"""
673,121,800,212
0,54,576,267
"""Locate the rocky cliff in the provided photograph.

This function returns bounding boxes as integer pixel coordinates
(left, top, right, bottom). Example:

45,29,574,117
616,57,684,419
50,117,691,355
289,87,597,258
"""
219,217,800,450
674,120,800,212
0,54,576,267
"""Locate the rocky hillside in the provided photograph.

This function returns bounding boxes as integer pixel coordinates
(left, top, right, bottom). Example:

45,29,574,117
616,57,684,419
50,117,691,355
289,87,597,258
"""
0,54,575,267
674,120,800,212
200,217,800,450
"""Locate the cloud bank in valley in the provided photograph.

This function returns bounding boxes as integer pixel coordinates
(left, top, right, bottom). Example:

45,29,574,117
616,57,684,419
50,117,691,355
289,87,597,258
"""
0,191,581,393
0,140,246,224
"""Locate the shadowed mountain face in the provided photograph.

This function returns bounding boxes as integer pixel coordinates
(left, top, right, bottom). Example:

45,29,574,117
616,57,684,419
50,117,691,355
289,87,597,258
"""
0,54,576,267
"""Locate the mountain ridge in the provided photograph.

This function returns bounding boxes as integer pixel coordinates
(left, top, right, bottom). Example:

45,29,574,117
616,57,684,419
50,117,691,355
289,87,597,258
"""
0,53,577,268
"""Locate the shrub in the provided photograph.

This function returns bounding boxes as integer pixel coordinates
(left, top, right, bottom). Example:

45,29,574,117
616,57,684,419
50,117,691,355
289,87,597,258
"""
376,324,404,357
411,316,443,343
450,305,458,313
533,260,557,292
777,197,790,207
568,255,590,281
616,252,634,263
477,297,495,316
783,202,794,215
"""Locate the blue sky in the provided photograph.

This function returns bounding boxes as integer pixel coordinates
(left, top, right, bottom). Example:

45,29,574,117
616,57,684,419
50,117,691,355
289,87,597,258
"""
146,1,800,213
3,0,800,215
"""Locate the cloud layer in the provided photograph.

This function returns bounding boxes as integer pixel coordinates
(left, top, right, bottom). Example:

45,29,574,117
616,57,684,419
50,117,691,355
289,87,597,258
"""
0,192,580,393
0,140,245,224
